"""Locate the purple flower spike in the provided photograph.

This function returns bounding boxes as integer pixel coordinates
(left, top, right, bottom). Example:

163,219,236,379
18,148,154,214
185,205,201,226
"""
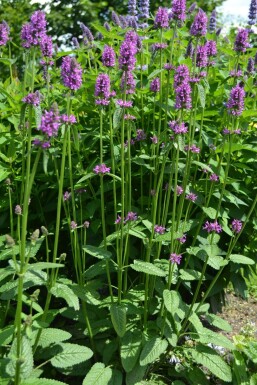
247,57,255,73
190,9,208,36
209,173,219,182
95,73,111,99
104,22,111,32
119,39,137,71
22,91,41,106
248,0,257,25
21,11,47,48
93,164,111,174
170,0,186,21
177,234,186,244
40,35,53,58
170,253,182,264
112,11,121,27
209,10,217,33
80,23,94,42
154,225,166,234
128,0,138,17
196,45,208,67
0,21,10,46
168,120,188,134
227,84,245,116
125,211,138,222
231,219,242,233
39,109,61,138
155,7,169,28
150,77,160,93
205,40,217,56
138,0,150,19
203,221,222,233
186,192,198,202
61,56,82,90
174,65,190,88
121,71,136,94
175,82,192,110
176,185,184,195
70,221,77,230
102,45,115,67
234,29,250,53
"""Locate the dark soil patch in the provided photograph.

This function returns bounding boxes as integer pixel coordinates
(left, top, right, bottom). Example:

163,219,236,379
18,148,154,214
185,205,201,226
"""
217,291,257,339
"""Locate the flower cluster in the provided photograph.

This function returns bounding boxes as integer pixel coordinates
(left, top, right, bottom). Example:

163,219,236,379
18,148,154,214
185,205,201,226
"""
93,164,111,174
168,120,188,135
231,219,242,233
138,0,150,19
208,10,216,33
203,221,222,233
61,114,76,124
119,39,137,71
248,0,257,25
0,21,10,46
40,34,53,59
170,253,182,264
22,91,41,106
186,192,198,202
102,45,116,67
39,109,61,138
176,186,184,195
196,45,208,68
154,7,169,29
175,82,192,110
184,144,200,153
170,0,186,21
190,9,208,36
234,29,250,52
61,56,83,90
120,71,136,94
21,11,47,48
154,225,166,234
227,84,245,116
150,77,160,93
95,73,111,105
116,100,133,108
174,65,190,88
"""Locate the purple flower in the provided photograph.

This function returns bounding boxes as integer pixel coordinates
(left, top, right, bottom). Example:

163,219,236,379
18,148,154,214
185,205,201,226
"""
72,37,80,48
170,0,186,21
93,163,111,174
203,221,222,233
116,100,133,108
138,0,150,19
151,135,158,144
70,221,77,230
96,99,110,106
230,70,243,78
187,2,197,13
190,9,208,36
248,0,257,25
154,225,166,234
80,23,94,42
231,219,242,233
61,114,76,124
174,65,190,88
150,77,160,93
233,129,241,135
102,45,115,67
124,114,136,120
168,120,188,134
154,7,169,28
21,11,47,48
247,57,255,73
95,74,110,100
196,45,208,68
15,205,22,215
176,185,184,195
234,29,250,53
33,139,50,149
223,128,231,135
61,56,83,90
128,0,138,17
104,22,111,31
151,43,168,51
208,10,217,33
177,234,186,244
40,35,53,58
125,30,141,52
119,39,137,71
112,11,122,27
84,221,90,228
186,192,198,202
120,71,136,94
63,191,71,201
185,41,193,58
39,109,61,138
22,91,41,106
125,211,138,222
210,173,219,182
227,85,245,116
205,40,217,56
164,63,174,70
115,215,122,224
175,82,192,110
0,21,10,46
170,253,182,264
136,129,147,141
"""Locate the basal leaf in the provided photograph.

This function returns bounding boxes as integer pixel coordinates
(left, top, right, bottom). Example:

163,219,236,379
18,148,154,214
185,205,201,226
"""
82,363,112,385
50,343,93,369
121,330,142,372
110,303,126,337
50,283,79,310
139,337,168,366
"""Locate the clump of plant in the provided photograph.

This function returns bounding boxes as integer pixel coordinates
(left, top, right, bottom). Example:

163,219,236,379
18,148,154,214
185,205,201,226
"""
0,1,257,384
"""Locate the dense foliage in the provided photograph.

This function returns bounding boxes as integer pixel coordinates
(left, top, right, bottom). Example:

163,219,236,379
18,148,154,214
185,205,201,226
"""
0,1,257,385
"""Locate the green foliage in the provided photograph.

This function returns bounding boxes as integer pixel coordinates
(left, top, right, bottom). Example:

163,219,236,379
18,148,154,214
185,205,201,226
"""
82,363,112,385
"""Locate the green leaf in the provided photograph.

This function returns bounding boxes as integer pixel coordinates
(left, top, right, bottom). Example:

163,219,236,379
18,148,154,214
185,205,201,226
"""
194,328,235,350
83,245,112,259
113,107,123,129
250,374,257,385
205,313,232,332
50,283,79,310
31,328,72,349
230,254,255,265
109,369,123,385
139,337,168,366
110,303,126,337
0,325,15,346
82,363,112,385
20,379,69,385
179,269,201,281
232,351,249,385
244,341,257,363
50,343,93,369
131,260,166,277
6,336,34,379
163,290,185,320
197,84,206,108
189,344,232,382
27,262,64,271
126,363,147,385
121,330,142,372
202,207,217,220
84,259,116,279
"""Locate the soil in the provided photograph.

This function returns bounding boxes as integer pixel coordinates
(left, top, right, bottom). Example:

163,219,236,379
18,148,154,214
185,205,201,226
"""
217,291,257,339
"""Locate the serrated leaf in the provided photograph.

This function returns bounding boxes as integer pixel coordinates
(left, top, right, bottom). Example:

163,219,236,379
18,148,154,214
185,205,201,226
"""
230,254,255,265
202,207,217,220
83,245,112,259
189,344,232,382
82,363,112,385
31,328,72,348
126,363,147,385
197,84,206,108
179,269,201,281
110,303,126,337
205,314,232,332
50,343,93,369
27,262,64,271
193,328,235,350
244,341,257,363
121,330,142,372
0,325,15,346
113,107,123,129
163,290,185,320
50,283,79,310
6,336,34,378
20,379,69,385
139,337,168,366
131,260,166,277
